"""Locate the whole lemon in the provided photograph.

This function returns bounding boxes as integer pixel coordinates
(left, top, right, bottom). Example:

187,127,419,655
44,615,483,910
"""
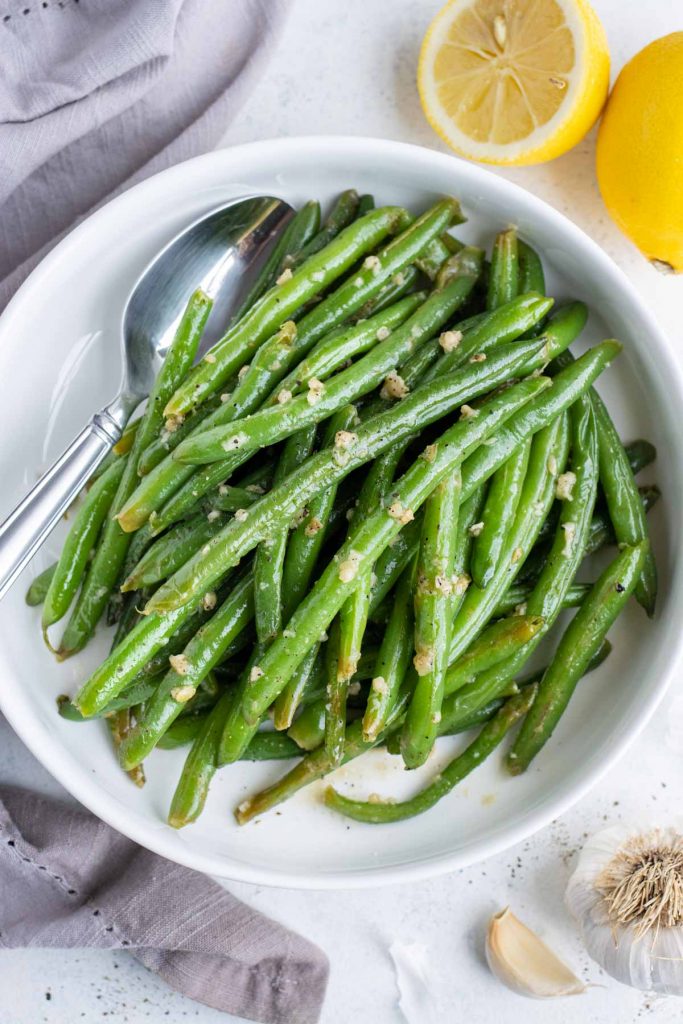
597,33,683,272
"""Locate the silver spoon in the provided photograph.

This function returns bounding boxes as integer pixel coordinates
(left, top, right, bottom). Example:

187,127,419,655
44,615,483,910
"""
0,194,293,599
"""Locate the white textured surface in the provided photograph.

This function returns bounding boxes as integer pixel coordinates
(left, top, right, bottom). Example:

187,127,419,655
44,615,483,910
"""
1,0,682,1021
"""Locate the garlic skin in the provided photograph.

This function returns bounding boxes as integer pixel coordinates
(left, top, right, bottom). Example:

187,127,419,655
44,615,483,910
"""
486,907,586,999
566,822,683,996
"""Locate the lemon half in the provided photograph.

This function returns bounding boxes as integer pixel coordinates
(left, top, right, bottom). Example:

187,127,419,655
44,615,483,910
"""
418,0,610,165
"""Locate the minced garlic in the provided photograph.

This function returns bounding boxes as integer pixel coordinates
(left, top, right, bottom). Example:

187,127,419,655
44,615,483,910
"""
439,329,462,353
460,404,480,420
170,685,196,703
380,371,409,400
338,550,362,582
556,471,577,501
307,378,325,405
387,501,414,525
169,654,190,676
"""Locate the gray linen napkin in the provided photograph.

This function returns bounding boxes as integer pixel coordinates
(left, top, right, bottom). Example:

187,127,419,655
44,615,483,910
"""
0,2,330,1021
0,786,329,1023
0,0,290,306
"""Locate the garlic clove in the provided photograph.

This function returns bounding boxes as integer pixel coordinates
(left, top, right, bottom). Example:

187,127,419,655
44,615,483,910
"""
486,907,586,999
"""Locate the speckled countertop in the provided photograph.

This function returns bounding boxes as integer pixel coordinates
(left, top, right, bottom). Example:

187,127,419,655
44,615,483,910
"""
2,1,683,1022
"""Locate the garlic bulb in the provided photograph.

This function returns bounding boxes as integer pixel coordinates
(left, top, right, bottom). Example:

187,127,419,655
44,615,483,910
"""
486,907,586,998
566,822,683,995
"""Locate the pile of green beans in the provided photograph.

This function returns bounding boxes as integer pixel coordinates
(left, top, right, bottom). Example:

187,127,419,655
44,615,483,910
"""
28,197,659,831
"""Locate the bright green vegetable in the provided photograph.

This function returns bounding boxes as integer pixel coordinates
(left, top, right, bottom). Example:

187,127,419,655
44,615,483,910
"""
253,424,317,645
487,228,519,310
165,202,459,418
271,293,424,402
286,189,360,270
218,376,549,765
25,563,57,607
145,335,558,617
173,248,483,465
362,558,416,742
324,685,536,824
469,439,531,589
401,469,461,768
58,289,212,656
118,572,254,769
232,200,322,321
592,391,657,616
122,509,229,592
508,542,648,773
43,459,126,629
119,202,464,533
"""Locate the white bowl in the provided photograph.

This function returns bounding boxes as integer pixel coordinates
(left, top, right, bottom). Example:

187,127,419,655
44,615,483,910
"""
1,137,681,889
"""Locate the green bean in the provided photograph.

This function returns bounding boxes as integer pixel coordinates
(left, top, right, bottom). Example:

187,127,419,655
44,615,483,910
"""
323,618,347,763
487,229,519,310
203,484,261,513
448,414,570,663
136,396,223,476
470,440,531,589
58,674,161,720
286,190,360,270
168,690,232,828
438,639,612,738
118,572,254,769
288,697,326,751
147,289,549,542
443,614,545,694
592,391,657,615
357,195,375,216
324,686,537,824
508,542,648,773
279,436,351,624
443,400,600,733
219,377,549,764
122,510,229,592
254,424,318,645
58,289,212,656
457,321,603,507
232,200,322,321
334,442,405,751
271,293,425,401
25,563,57,606
120,202,464,532
73,579,210,717
587,485,660,555
165,202,458,418
234,615,547,823
173,248,483,465
415,236,455,279
159,713,301,757
401,469,461,768
354,265,421,319
42,458,126,629
368,518,422,614
494,582,590,616
273,645,322,731
146,334,557,617
362,559,417,741
623,439,657,476
517,240,545,296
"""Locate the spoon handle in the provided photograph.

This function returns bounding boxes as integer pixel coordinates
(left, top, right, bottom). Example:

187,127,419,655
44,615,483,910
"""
0,401,131,601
